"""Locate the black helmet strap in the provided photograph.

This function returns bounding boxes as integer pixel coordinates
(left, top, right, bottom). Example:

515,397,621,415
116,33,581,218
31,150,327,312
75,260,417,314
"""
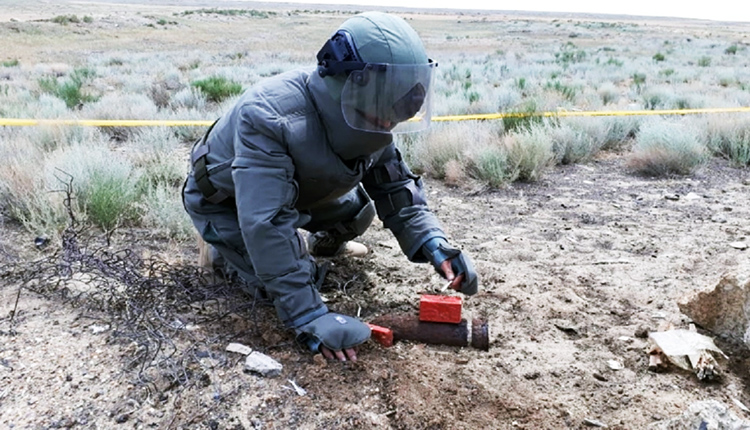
316,30,368,78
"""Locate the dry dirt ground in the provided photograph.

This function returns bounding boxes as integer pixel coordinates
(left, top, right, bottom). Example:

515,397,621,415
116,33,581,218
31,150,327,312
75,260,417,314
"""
4,153,750,429
3,1,750,429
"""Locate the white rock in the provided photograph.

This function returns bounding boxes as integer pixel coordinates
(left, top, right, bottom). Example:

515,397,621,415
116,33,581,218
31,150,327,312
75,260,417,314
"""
606,360,624,370
226,343,253,355
244,351,282,377
684,192,702,200
651,400,750,429
89,324,110,334
729,242,748,250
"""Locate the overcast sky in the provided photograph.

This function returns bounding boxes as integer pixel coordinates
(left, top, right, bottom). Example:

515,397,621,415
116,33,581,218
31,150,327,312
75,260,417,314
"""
264,0,750,22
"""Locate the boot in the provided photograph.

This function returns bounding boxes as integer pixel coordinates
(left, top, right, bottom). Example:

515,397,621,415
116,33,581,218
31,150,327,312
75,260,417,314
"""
307,231,368,257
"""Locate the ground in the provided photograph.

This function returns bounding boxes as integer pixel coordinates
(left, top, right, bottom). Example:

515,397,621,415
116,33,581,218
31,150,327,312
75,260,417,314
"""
2,1,750,428
3,153,750,429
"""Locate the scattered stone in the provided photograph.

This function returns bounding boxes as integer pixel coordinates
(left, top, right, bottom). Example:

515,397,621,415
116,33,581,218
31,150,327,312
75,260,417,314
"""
593,372,608,382
678,274,750,348
651,400,750,429
729,242,748,250
607,360,624,371
664,194,680,201
684,192,702,200
89,324,110,334
634,327,650,339
286,379,307,396
226,343,253,356
244,351,283,377
583,418,608,427
711,214,727,223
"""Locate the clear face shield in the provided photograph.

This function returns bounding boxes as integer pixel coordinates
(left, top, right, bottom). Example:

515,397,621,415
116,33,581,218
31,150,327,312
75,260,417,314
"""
340,61,437,134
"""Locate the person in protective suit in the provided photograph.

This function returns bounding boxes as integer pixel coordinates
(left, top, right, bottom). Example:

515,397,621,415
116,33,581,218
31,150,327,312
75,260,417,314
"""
182,11,478,362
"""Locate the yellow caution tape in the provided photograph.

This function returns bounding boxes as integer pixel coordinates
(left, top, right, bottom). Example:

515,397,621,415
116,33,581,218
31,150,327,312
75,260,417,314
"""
0,119,215,127
1,107,749,127
432,107,750,122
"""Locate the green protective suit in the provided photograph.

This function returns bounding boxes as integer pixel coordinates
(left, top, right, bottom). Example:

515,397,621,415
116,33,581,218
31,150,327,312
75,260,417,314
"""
182,12,450,346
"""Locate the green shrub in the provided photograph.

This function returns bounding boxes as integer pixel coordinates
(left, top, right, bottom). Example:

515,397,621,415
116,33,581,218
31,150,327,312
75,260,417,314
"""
631,73,646,93
140,183,195,240
468,145,512,187
598,82,619,105
38,68,97,109
180,8,275,18
504,124,555,182
2,59,19,67
627,119,707,176
83,16,93,23
725,44,738,55
191,76,243,103
502,101,543,133
652,52,666,62
698,56,712,67
605,57,623,67
0,143,68,234
549,122,603,165
545,80,578,102
49,143,141,234
706,116,750,166
51,15,80,25
83,171,139,233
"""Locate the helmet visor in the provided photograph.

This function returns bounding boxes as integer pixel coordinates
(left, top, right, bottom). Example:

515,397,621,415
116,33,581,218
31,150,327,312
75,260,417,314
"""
340,61,436,134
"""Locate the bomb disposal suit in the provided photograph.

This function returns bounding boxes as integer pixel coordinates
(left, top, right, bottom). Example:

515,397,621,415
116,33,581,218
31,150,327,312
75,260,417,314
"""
183,12,478,356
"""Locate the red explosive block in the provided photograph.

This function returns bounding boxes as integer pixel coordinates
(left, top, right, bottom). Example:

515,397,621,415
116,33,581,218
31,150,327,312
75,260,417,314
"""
367,323,394,347
419,294,462,324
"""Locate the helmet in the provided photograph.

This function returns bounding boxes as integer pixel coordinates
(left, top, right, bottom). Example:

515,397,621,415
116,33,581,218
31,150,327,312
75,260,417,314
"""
316,12,437,134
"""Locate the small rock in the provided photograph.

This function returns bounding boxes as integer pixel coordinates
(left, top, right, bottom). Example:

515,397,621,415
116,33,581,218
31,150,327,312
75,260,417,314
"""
729,242,748,250
244,351,282,377
89,324,110,334
593,372,608,382
711,214,727,223
664,194,680,201
634,327,649,338
607,360,624,370
652,400,750,429
684,192,702,200
583,418,608,427
226,343,253,355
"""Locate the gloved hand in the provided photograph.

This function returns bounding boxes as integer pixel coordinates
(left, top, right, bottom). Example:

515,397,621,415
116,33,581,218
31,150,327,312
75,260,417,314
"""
296,313,371,360
422,237,479,296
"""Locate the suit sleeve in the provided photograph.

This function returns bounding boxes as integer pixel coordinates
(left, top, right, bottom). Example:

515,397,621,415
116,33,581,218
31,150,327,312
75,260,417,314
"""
361,144,447,262
231,104,327,328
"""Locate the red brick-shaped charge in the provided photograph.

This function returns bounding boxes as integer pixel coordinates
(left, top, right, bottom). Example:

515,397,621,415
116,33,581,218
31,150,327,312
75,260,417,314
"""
419,294,462,324
367,323,394,347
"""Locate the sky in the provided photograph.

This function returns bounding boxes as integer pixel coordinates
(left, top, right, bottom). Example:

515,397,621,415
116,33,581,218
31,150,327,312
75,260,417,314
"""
262,0,750,22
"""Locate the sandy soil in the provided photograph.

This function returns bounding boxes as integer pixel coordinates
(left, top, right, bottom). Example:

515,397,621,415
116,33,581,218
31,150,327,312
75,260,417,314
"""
3,153,750,429
2,1,750,429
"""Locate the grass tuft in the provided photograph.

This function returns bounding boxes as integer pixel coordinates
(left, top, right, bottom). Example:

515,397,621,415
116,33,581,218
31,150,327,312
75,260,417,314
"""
627,119,707,176
191,76,243,103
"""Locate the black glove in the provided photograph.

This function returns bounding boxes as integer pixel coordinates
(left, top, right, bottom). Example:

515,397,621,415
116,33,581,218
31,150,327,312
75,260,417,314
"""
422,238,479,296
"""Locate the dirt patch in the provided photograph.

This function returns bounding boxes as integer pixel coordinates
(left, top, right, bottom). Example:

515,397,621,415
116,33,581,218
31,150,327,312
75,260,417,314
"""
3,154,750,429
